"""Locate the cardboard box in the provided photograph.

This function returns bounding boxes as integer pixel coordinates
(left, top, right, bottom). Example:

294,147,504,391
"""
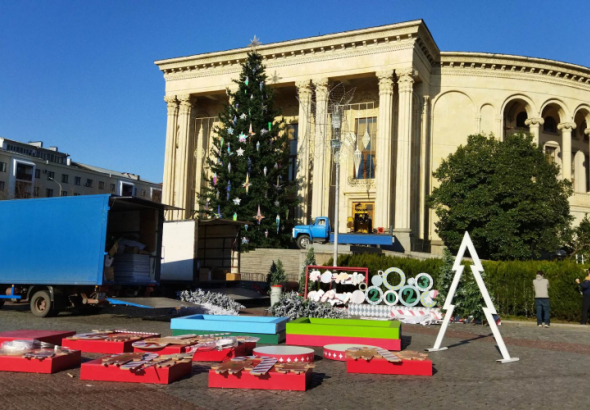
104,267,115,281
199,268,211,282
226,273,241,281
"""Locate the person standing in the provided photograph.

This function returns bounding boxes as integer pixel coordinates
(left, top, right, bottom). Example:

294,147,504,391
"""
533,271,550,328
575,270,590,325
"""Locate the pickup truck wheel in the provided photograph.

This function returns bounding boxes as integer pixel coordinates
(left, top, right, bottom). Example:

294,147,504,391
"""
30,290,54,318
297,235,311,249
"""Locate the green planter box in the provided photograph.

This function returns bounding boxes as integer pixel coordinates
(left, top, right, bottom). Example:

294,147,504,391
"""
171,329,286,344
286,318,400,339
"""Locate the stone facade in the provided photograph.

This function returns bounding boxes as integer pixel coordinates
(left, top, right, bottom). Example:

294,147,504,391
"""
155,20,590,254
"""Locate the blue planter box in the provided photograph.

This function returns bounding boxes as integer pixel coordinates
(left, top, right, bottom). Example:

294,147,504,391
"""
170,314,290,334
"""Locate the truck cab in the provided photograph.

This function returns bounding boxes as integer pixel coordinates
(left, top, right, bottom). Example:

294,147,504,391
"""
292,217,330,249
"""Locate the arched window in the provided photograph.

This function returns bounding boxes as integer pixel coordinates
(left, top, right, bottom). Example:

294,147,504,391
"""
544,116,557,133
516,112,528,128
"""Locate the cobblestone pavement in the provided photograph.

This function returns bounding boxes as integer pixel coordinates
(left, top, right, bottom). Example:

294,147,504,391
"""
0,303,589,410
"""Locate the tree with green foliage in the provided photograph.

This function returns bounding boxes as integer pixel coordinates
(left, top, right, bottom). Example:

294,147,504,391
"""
429,133,572,260
299,247,317,293
199,52,296,250
268,259,286,286
564,214,590,260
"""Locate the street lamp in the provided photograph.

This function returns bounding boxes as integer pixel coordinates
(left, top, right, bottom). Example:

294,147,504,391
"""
48,177,63,197
331,106,342,267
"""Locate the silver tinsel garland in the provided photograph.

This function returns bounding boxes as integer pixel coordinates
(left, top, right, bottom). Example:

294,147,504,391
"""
178,289,245,314
269,291,348,320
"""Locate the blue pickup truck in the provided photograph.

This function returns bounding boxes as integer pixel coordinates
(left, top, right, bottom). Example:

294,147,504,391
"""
292,217,393,249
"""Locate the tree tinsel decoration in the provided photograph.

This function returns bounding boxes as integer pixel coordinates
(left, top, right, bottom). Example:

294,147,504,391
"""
178,289,245,314
269,291,348,320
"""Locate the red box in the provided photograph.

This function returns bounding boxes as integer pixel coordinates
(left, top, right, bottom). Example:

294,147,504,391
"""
192,343,246,362
208,367,312,391
80,357,191,384
346,356,433,376
286,334,401,351
134,344,188,355
63,334,161,354
0,351,81,374
0,330,75,346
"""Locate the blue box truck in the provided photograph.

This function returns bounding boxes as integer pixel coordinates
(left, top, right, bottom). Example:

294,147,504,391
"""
0,194,170,317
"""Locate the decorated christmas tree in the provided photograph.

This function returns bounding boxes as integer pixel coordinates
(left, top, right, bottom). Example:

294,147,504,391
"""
199,51,296,250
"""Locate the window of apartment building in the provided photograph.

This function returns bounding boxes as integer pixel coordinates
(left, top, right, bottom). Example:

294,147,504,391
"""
74,176,81,185
0,181,4,192
47,171,55,181
86,179,93,188
61,191,68,197
151,189,162,203
34,186,39,197
353,117,377,179
287,124,298,182
35,169,40,178
0,162,6,172
121,183,134,196
61,174,69,183
141,189,146,197
99,181,105,190
110,183,115,193
46,188,54,197
16,163,34,181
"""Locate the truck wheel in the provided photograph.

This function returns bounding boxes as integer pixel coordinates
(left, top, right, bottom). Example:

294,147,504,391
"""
30,290,55,318
297,235,311,249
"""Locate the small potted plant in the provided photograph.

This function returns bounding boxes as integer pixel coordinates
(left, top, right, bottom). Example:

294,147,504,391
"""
268,260,286,306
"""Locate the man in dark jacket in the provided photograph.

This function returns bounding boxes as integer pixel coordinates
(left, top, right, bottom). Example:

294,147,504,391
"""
575,270,590,325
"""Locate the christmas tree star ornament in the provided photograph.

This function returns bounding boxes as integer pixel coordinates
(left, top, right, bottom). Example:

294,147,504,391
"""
236,147,245,156
256,141,260,151
240,113,247,120
263,166,267,176
248,35,261,48
227,127,233,135
260,128,268,135
242,237,249,244
233,197,241,205
238,132,247,142
254,205,265,224
242,173,251,194
233,213,237,221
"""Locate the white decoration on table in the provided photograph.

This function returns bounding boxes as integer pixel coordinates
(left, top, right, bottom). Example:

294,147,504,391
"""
427,231,519,363
350,290,366,304
320,271,332,283
309,269,321,282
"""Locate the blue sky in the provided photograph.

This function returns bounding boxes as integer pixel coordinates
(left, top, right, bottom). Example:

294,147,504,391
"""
1,1,588,183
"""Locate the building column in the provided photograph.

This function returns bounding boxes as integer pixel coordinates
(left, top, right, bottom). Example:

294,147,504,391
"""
296,79,313,223
419,95,430,241
311,78,329,220
393,68,415,251
163,95,178,218
525,117,544,146
587,128,590,191
558,122,576,180
374,70,394,231
174,94,194,220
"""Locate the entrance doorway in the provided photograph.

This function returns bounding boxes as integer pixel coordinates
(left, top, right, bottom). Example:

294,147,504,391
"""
351,202,374,233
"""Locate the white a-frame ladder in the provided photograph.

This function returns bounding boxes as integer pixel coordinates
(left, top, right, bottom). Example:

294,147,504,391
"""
427,232,519,363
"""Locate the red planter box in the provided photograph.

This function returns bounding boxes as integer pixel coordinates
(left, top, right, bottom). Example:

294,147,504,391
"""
286,334,401,351
0,351,81,374
208,367,312,391
0,330,75,346
63,334,161,354
346,356,432,376
192,344,246,362
80,357,191,384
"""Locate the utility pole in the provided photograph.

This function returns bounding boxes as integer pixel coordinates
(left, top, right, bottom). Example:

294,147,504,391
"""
48,177,63,196
331,105,342,267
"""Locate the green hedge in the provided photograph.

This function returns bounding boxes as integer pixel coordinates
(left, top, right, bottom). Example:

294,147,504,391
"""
332,254,588,321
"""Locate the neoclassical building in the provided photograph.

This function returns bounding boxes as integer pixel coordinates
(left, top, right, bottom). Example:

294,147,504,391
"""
155,20,590,254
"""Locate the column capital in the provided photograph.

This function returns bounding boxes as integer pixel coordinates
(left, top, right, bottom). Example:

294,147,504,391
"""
296,79,313,100
312,77,329,88
558,122,576,131
164,95,178,115
525,117,544,126
397,68,416,93
177,94,194,114
376,70,394,94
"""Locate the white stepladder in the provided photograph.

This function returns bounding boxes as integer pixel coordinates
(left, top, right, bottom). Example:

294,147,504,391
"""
427,232,519,363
